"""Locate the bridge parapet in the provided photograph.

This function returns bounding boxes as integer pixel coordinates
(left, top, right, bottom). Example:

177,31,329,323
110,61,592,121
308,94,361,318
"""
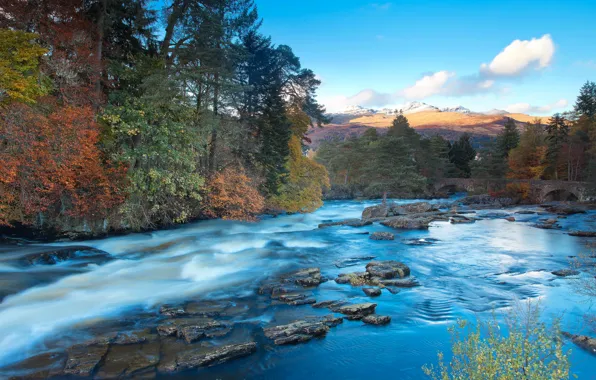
432,178,592,203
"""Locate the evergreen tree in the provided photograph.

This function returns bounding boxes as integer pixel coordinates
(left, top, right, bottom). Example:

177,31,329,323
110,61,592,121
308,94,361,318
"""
427,135,453,180
449,133,476,178
574,80,596,119
545,114,569,180
497,118,520,158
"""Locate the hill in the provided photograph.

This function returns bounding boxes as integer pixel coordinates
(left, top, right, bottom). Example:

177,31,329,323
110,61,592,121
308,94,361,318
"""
306,103,546,148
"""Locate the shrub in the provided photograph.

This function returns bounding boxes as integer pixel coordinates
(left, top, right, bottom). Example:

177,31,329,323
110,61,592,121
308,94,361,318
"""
423,302,572,380
203,167,264,221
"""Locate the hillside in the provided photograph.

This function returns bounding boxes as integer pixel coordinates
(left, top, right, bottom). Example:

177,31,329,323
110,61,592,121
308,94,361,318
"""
306,103,546,148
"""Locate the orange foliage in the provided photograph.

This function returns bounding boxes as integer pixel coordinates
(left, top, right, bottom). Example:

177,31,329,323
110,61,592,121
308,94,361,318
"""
0,101,125,226
203,167,264,221
489,182,531,201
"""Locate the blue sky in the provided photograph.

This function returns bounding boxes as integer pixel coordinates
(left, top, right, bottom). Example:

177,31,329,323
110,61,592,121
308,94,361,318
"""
256,0,596,114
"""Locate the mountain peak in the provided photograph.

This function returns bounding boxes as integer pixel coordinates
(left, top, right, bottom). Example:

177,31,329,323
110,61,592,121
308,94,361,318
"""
441,105,471,114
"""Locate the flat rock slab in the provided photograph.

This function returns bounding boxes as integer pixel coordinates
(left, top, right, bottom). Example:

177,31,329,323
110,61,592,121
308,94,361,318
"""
337,303,377,316
369,232,395,241
263,315,342,345
64,344,109,377
318,219,372,228
157,318,228,343
362,315,391,325
175,342,257,370
95,341,160,379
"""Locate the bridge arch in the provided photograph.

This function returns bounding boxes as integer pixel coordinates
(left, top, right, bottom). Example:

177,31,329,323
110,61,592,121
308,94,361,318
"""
541,188,580,202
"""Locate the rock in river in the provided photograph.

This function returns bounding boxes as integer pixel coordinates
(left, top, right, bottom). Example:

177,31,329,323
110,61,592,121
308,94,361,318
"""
318,219,372,228
174,342,257,370
363,287,382,297
569,230,596,237
337,303,377,317
369,232,395,241
362,314,391,325
263,315,342,345
366,261,410,279
551,269,580,277
563,332,596,355
63,344,109,377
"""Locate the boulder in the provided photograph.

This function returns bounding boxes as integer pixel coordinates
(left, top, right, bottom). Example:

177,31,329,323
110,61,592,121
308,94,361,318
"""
380,216,433,230
551,269,580,277
337,303,377,316
362,204,390,220
369,232,395,241
366,261,410,279
400,202,435,214
283,267,327,287
562,332,596,355
362,287,382,297
160,305,187,317
175,342,257,370
362,315,391,325
506,216,516,222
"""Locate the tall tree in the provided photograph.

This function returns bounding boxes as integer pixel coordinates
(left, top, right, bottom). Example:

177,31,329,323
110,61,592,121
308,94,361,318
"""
545,114,569,180
497,118,520,158
449,134,477,178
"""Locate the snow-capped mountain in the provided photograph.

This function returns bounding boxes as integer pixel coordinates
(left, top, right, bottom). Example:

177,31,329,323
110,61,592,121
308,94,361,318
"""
331,101,440,116
441,106,471,114
331,105,376,116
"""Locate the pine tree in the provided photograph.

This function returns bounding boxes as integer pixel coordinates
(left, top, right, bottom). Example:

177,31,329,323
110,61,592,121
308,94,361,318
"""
545,114,569,180
497,118,520,158
449,134,477,178
574,81,596,119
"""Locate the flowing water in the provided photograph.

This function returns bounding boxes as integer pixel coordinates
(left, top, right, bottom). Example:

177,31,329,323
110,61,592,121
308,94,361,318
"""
0,198,595,379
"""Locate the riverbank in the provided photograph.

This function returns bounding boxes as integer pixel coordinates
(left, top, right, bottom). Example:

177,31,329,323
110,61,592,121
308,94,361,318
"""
1,198,595,378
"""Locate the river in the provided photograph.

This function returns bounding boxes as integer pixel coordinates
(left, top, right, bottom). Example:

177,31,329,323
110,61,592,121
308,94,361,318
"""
0,198,595,379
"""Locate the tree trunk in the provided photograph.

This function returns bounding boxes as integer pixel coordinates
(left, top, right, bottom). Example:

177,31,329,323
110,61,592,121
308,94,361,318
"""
161,0,186,61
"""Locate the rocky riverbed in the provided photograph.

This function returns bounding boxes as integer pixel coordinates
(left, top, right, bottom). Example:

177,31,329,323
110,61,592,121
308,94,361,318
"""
1,196,596,378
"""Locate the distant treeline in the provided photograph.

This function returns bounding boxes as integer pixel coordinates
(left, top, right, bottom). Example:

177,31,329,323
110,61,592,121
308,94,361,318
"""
315,81,596,198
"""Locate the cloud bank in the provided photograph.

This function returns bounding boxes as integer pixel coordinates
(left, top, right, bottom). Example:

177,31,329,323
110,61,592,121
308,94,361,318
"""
505,98,568,114
323,34,558,112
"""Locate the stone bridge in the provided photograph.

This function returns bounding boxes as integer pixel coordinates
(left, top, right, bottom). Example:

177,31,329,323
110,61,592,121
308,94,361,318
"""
432,178,594,203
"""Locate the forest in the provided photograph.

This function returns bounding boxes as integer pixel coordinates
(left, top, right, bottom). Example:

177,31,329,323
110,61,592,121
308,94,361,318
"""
316,81,596,199
0,0,330,235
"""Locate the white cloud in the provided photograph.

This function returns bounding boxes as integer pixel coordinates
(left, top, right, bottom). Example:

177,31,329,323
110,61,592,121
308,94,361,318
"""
321,89,393,112
480,34,555,77
505,98,568,114
400,71,455,99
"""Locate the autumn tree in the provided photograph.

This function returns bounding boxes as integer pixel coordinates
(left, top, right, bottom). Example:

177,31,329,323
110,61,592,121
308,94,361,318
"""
508,119,548,179
0,30,49,104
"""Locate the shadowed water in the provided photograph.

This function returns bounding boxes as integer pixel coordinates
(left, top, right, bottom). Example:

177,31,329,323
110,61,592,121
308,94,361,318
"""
0,198,595,378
